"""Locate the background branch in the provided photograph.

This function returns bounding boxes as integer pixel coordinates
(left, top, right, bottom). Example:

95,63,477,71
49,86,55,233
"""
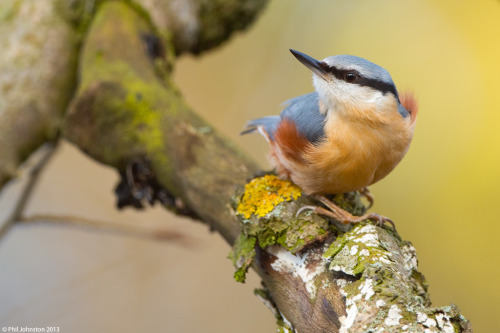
19,214,191,243
0,143,57,239
0,0,77,188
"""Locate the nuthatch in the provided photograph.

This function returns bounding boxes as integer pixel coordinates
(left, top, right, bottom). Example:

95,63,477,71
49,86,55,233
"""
242,49,418,225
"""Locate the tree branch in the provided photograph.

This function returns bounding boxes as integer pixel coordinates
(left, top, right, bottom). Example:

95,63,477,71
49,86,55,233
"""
0,0,268,190
19,214,191,244
135,0,269,54
64,1,261,243
0,143,57,240
0,0,78,188
228,177,472,332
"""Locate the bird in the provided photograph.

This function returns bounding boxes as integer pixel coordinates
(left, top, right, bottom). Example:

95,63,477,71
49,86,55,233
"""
242,49,418,225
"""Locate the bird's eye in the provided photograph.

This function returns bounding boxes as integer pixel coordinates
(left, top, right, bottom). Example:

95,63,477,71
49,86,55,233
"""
344,71,358,83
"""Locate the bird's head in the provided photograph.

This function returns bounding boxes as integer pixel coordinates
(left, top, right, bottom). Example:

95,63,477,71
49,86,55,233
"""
290,49,408,120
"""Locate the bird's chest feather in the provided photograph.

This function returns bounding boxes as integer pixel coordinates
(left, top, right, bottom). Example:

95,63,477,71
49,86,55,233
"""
297,109,412,194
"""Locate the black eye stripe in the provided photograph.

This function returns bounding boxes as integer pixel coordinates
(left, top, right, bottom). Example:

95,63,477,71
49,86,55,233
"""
320,62,399,98
357,76,399,98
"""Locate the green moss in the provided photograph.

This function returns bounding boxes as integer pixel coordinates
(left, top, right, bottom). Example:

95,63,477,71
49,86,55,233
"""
0,0,21,22
228,233,257,283
75,1,173,92
54,0,175,67
64,1,180,192
54,0,103,34
194,0,268,54
122,86,167,163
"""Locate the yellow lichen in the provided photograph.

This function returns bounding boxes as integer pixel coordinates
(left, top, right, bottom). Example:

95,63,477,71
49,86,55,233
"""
236,175,302,219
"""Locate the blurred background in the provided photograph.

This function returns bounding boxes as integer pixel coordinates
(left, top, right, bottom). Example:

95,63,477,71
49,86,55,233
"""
1,0,499,332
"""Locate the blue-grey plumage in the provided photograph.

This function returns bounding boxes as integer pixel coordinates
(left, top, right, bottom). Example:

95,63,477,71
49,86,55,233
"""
328,55,394,86
280,93,326,144
242,92,326,144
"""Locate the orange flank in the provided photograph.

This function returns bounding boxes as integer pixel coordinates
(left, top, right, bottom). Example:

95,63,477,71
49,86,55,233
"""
273,118,311,165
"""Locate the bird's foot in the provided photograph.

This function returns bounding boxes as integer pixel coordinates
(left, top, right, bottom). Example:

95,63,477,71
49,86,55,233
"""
297,195,395,229
359,187,374,209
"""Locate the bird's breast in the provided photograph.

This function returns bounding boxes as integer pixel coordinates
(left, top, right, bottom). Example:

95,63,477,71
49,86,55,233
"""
292,107,414,194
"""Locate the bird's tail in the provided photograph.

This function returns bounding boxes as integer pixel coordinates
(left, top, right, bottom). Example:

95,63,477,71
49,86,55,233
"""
240,116,280,141
400,92,419,126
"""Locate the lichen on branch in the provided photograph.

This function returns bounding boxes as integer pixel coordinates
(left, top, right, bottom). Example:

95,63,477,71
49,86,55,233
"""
229,174,372,290
229,174,352,284
229,175,472,332
236,174,302,219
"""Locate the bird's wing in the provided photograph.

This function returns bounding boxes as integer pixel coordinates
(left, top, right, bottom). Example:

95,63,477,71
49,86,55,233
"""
280,92,326,144
241,92,326,144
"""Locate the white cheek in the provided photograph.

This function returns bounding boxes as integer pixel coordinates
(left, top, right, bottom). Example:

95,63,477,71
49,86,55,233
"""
313,75,336,109
335,83,385,106
352,88,396,113
323,80,355,109
362,89,381,102
312,74,327,94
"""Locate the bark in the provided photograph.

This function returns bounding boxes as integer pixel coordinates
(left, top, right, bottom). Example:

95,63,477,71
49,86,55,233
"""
0,0,78,187
229,180,472,332
63,1,262,243
136,0,269,54
0,1,472,332
0,0,267,189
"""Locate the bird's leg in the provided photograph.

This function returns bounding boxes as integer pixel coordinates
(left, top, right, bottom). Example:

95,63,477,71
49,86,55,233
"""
359,187,374,209
297,195,395,229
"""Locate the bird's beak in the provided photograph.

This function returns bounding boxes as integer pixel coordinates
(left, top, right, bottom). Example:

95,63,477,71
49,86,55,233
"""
290,49,328,80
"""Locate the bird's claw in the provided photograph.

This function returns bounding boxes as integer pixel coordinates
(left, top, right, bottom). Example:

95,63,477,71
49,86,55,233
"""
296,195,396,230
363,213,395,229
296,205,316,217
